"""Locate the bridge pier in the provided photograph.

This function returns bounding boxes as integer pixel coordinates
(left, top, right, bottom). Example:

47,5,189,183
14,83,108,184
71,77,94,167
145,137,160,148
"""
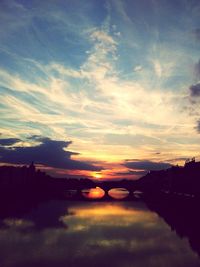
126,190,135,200
75,188,84,200
102,188,112,200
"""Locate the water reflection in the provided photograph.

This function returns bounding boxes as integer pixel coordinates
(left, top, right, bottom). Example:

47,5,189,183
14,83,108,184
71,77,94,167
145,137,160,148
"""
108,188,129,199
0,199,199,267
147,197,200,260
0,198,69,230
82,187,105,199
82,187,130,200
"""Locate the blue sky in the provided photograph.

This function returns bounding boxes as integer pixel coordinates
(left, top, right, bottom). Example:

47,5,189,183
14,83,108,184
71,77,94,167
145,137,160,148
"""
0,0,200,179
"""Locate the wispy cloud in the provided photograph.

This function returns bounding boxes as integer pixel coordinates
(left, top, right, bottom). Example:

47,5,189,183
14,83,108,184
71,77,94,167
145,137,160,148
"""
0,0,200,176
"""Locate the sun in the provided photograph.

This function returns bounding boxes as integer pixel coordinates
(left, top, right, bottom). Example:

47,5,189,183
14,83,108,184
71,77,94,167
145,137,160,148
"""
92,172,102,179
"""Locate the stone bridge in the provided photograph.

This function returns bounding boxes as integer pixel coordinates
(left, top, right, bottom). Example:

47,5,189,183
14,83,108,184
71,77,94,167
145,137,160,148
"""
96,180,140,192
72,180,142,200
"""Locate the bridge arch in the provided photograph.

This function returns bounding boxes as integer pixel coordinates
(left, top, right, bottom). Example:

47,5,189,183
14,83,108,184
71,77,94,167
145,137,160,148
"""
108,187,129,199
78,185,142,200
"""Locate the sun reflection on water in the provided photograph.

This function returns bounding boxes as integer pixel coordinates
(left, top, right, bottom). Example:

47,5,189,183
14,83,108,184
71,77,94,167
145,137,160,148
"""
82,187,130,200
82,187,105,199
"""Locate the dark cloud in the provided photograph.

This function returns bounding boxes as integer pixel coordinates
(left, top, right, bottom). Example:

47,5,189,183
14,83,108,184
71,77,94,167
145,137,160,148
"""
189,83,200,97
196,120,200,133
124,160,172,171
0,138,20,146
0,137,102,171
188,61,200,105
115,170,147,176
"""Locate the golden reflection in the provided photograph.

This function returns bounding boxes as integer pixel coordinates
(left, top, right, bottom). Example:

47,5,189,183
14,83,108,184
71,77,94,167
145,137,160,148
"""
75,205,135,216
71,204,148,220
108,188,129,199
63,203,158,229
82,187,105,199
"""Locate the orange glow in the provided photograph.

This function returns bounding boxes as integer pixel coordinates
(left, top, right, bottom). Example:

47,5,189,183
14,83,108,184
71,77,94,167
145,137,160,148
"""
92,172,102,179
72,204,146,219
82,187,105,199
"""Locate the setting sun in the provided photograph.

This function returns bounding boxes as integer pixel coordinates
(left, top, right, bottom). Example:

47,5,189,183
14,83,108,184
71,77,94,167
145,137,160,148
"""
92,173,103,179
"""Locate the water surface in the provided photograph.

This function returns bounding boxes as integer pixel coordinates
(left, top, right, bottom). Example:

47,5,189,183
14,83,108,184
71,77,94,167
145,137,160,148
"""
0,198,199,267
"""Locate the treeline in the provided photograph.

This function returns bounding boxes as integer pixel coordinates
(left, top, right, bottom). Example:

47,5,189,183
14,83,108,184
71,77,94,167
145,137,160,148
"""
1,159,200,199
139,159,200,197
0,163,95,198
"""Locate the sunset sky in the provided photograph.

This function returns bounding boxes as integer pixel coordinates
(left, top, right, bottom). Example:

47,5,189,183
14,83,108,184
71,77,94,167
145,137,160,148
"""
0,0,200,180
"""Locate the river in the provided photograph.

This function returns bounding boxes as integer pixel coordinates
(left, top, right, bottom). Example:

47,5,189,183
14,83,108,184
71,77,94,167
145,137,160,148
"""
0,190,199,267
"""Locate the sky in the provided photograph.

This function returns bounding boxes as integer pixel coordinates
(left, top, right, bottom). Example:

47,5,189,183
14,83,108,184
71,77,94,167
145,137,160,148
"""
0,0,200,180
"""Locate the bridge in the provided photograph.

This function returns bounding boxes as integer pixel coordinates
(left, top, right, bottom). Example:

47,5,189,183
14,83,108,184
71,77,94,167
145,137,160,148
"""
97,180,139,192
50,178,142,200
67,180,142,200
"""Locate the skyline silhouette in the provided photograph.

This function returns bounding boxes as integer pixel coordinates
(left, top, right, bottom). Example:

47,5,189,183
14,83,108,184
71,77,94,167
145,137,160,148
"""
1,158,200,200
